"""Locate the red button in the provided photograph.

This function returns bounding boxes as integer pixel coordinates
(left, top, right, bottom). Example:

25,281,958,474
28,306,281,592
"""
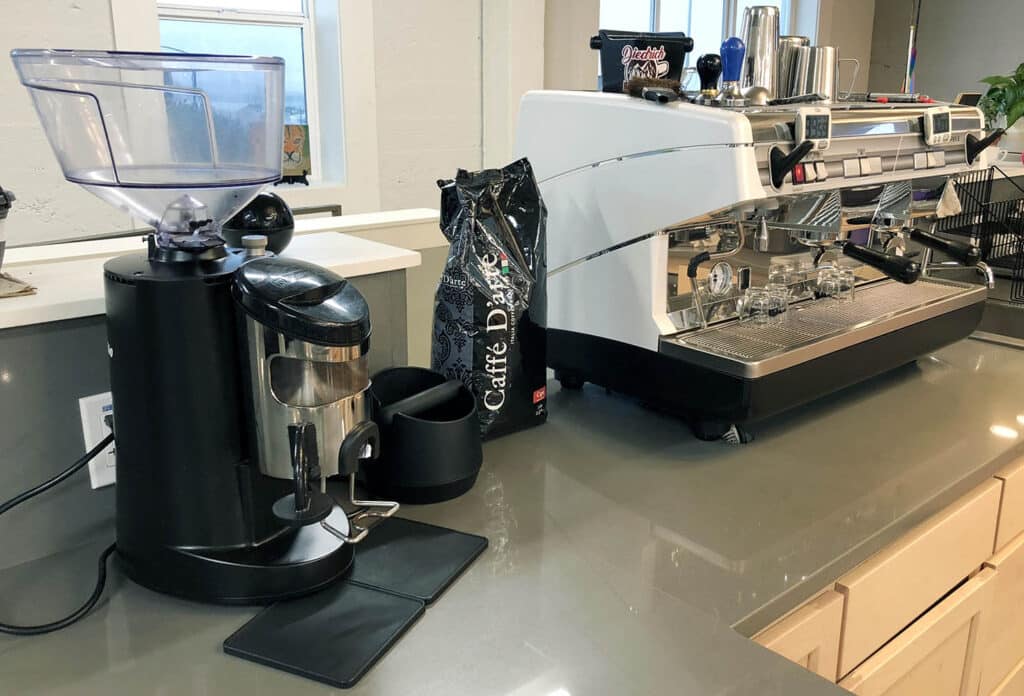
793,163,806,184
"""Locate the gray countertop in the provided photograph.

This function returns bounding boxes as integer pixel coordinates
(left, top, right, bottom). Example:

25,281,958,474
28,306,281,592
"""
4,337,1024,695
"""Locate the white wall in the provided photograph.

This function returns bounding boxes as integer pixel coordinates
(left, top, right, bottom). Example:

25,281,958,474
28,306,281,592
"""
372,0,484,210
544,0,600,91
1,0,135,245
815,0,875,94
872,0,1024,101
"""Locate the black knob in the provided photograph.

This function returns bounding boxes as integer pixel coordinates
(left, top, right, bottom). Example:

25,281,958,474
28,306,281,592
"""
769,141,815,189
966,129,1005,164
697,54,723,93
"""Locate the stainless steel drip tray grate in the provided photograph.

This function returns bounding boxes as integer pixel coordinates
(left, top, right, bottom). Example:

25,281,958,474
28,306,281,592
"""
664,279,986,378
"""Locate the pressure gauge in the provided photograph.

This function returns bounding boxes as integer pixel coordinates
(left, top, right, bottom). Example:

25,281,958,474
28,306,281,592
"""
922,106,952,146
707,261,734,297
794,106,832,152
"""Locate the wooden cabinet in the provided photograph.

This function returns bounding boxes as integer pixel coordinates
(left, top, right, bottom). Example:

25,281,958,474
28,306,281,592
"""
838,568,996,696
835,480,1001,677
990,658,1024,696
754,590,844,682
995,458,1024,551
980,532,1024,695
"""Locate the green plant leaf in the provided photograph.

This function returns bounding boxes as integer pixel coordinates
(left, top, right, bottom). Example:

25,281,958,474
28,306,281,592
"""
1007,100,1024,129
981,76,1014,87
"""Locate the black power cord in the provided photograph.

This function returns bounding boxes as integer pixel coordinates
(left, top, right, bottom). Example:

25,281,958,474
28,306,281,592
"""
0,432,116,636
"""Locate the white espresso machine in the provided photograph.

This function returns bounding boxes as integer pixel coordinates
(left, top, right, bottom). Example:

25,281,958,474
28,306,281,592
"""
516,91,1000,440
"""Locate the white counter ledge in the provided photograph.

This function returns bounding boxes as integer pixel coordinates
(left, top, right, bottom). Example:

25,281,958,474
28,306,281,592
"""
0,230,422,331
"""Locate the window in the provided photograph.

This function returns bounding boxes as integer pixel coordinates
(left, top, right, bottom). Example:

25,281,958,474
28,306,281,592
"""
156,0,321,181
599,0,795,70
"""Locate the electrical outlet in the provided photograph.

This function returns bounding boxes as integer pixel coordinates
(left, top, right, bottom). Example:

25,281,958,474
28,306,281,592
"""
79,392,116,489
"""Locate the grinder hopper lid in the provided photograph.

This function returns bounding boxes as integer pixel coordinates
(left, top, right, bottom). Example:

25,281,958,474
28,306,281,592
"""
234,256,370,347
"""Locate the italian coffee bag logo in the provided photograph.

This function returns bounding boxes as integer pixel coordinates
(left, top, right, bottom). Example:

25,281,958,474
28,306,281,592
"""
481,251,510,412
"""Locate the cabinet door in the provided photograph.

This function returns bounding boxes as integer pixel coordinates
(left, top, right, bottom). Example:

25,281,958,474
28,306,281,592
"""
981,532,1024,695
754,590,844,682
838,568,996,696
995,459,1024,551
836,480,1000,677
991,658,1024,696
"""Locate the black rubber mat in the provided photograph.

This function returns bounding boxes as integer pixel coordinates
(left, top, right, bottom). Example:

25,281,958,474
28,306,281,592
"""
223,581,424,689
347,517,488,604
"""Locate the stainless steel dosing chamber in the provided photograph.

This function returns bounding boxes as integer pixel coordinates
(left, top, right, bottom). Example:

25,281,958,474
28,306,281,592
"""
234,255,397,542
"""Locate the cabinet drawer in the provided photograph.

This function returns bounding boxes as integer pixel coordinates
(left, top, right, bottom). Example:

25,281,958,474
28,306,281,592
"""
836,480,1000,677
754,590,844,682
980,532,1024,695
838,567,996,696
995,458,1024,551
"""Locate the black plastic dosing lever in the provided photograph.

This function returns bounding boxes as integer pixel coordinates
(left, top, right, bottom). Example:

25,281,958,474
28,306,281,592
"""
769,141,815,189
908,227,981,266
842,243,921,284
966,129,1005,165
696,54,722,94
338,421,380,478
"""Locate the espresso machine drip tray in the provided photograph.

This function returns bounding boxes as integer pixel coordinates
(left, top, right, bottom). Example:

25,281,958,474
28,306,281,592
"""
664,279,987,379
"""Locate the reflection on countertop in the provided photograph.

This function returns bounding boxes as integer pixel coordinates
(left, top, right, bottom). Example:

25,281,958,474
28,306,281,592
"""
4,337,1024,695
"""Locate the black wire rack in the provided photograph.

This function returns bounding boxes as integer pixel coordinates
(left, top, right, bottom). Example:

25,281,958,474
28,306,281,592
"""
937,166,1024,303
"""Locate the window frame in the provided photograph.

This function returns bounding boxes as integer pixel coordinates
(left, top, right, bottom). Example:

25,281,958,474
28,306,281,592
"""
605,0,799,51
155,0,324,183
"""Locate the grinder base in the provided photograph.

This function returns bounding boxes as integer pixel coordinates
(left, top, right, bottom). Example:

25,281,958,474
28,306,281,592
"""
118,506,355,605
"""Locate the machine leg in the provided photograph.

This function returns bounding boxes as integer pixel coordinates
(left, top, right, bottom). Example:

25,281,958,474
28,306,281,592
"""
555,370,585,390
690,420,754,444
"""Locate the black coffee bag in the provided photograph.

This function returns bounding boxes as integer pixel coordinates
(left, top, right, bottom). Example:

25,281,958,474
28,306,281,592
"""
432,159,547,440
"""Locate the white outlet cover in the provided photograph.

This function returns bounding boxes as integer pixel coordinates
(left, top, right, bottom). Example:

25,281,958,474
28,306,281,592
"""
78,391,116,489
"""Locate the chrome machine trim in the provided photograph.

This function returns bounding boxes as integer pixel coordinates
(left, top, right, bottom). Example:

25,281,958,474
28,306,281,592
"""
661,278,987,378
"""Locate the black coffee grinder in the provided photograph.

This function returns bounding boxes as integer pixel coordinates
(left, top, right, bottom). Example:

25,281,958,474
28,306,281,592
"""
13,49,395,603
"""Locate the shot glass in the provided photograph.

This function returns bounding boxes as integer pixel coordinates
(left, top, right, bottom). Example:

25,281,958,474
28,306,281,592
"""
742,287,772,325
767,283,790,324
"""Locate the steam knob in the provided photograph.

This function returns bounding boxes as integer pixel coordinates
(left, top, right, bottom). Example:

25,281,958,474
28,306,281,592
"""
720,37,745,84
696,54,722,97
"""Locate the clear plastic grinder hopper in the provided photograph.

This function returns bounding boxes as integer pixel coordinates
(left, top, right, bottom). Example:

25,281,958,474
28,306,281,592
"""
10,49,284,250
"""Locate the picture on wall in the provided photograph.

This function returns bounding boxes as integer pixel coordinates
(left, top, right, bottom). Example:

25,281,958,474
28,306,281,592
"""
281,124,311,185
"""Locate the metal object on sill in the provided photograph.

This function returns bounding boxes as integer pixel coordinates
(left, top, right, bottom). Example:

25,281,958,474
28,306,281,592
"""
776,36,810,99
739,5,780,98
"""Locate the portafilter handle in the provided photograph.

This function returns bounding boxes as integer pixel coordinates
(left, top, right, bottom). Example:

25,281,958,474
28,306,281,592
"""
907,227,982,266
841,243,921,284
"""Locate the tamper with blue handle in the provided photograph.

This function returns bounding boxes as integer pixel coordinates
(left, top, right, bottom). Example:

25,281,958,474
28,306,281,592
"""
720,37,746,104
